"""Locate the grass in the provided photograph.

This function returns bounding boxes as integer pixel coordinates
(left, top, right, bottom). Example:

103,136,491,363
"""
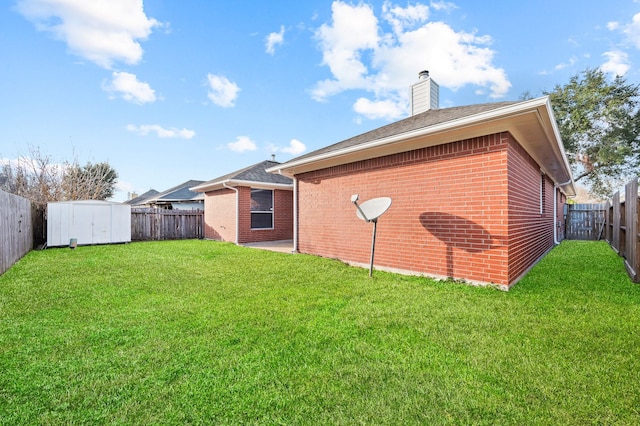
0,240,639,425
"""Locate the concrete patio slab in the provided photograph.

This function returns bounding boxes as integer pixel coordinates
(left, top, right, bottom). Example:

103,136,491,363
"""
240,239,294,253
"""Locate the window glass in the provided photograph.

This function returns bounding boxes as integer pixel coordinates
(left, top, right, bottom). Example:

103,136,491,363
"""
251,189,273,229
251,189,273,212
251,212,273,229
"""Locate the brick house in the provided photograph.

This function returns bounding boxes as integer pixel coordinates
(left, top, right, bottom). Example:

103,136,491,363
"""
267,72,575,289
191,160,293,244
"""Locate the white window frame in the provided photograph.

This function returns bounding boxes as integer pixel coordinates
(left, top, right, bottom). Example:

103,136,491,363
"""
540,173,546,215
250,189,274,230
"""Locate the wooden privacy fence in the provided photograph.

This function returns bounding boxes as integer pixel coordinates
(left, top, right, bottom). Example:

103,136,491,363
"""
131,208,203,241
565,203,606,240
0,190,33,275
605,178,639,282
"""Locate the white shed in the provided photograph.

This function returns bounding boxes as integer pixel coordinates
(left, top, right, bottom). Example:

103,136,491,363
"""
47,200,131,247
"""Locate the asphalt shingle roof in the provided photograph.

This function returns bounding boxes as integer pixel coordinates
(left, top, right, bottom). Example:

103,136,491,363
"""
287,101,519,164
155,180,205,201
201,160,293,186
124,189,159,205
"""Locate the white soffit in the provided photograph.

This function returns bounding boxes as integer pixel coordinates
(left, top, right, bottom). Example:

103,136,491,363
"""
267,97,575,195
190,179,293,193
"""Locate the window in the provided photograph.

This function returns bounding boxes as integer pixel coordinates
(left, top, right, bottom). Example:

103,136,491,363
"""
540,173,546,215
251,189,273,229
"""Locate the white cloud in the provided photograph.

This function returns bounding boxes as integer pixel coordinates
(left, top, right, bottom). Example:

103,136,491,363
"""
103,71,157,104
601,50,630,76
375,22,510,96
282,139,307,155
207,74,240,107
227,136,257,153
16,0,161,69
382,0,429,34
312,1,380,100
622,12,640,49
126,124,195,139
312,1,511,120
268,139,307,156
266,25,285,54
554,56,578,70
430,1,457,12
353,97,405,120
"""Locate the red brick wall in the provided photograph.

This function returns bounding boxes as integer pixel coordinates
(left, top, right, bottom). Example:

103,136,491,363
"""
506,139,556,283
237,187,294,244
204,187,293,243
297,133,510,285
296,132,559,287
273,189,295,240
204,188,236,241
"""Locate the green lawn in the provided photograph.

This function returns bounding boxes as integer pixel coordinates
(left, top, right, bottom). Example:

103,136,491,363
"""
0,240,638,425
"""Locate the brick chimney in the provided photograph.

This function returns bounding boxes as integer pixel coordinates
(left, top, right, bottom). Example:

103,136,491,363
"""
410,70,439,115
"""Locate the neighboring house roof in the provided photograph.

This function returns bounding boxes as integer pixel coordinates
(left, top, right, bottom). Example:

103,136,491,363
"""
148,180,205,204
191,160,293,193
267,97,575,196
124,189,159,205
125,181,204,206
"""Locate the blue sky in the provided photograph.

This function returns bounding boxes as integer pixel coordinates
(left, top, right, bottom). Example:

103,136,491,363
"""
2,0,640,201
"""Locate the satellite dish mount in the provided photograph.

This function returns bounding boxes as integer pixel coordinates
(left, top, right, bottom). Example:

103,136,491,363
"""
351,194,392,277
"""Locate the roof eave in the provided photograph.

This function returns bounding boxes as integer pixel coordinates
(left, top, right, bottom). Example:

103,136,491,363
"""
191,179,293,193
267,97,575,196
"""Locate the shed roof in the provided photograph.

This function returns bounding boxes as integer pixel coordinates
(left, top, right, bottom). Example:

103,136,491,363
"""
191,160,293,193
267,97,575,196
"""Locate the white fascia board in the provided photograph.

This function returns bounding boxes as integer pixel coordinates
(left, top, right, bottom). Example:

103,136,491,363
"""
267,96,575,196
189,182,216,192
543,97,576,195
190,179,292,193
267,97,551,175
229,180,293,191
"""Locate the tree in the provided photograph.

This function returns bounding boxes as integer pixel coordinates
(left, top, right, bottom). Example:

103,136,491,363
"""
0,146,64,205
544,68,640,198
0,147,118,205
62,162,118,200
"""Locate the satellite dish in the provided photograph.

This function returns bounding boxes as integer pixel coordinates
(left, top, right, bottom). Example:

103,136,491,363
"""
355,197,392,222
351,195,392,277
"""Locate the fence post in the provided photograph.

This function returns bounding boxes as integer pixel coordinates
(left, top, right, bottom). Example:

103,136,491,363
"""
604,201,611,243
612,192,621,254
624,179,638,281
605,177,640,283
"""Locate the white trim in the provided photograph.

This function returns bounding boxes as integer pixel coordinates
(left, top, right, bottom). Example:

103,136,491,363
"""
250,188,274,230
266,96,575,197
293,177,298,253
268,98,550,172
540,173,544,215
191,179,292,193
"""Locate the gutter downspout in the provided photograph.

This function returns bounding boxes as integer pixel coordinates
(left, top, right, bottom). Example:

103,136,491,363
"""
554,180,573,244
292,177,298,253
223,182,239,244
